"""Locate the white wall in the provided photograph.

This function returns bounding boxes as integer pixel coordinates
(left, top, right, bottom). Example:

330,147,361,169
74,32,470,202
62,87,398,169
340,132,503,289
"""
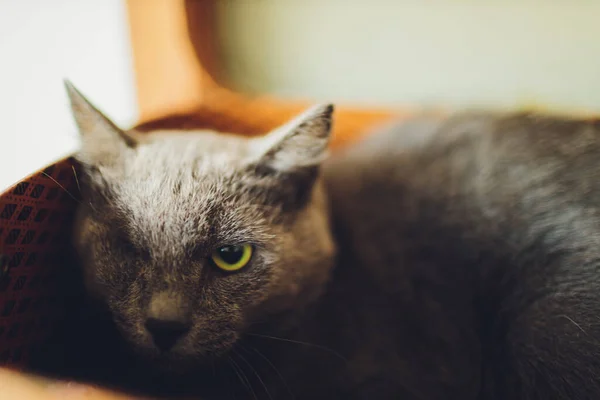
217,1,600,112
0,0,137,191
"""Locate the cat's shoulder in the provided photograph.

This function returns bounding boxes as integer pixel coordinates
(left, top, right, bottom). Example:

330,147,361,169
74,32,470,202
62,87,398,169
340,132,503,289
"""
322,108,600,231
326,109,600,170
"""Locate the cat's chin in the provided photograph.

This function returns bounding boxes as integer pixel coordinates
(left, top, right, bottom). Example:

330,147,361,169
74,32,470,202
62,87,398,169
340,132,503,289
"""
129,341,231,374
124,346,206,375
149,353,207,373
124,354,222,396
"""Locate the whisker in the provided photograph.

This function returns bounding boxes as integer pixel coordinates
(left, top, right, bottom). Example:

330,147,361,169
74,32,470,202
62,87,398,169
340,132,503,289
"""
222,358,237,400
239,343,295,400
87,200,99,214
228,357,247,396
72,166,99,213
234,348,272,400
560,314,587,334
246,333,347,363
71,165,82,194
230,356,257,400
41,171,82,204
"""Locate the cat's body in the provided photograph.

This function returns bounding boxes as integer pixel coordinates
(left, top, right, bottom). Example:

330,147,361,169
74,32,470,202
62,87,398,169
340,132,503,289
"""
244,111,600,400
56,82,600,399
322,112,600,399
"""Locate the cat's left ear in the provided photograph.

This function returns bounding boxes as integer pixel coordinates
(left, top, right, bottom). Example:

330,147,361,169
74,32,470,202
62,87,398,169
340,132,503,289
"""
254,103,334,174
65,80,137,167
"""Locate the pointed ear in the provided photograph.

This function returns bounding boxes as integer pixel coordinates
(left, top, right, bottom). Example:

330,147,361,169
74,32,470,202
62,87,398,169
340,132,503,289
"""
255,103,334,174
64,80,136,166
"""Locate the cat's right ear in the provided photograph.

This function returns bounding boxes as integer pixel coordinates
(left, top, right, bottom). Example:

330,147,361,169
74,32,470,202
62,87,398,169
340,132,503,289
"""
249,104,334,206
65,80,137,167
254,103,334,174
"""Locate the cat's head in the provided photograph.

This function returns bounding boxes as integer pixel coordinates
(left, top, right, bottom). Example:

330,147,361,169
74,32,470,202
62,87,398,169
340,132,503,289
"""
66,81,336,367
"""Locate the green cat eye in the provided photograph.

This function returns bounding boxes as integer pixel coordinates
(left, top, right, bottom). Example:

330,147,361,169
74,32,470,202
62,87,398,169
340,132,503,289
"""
210,244,253,272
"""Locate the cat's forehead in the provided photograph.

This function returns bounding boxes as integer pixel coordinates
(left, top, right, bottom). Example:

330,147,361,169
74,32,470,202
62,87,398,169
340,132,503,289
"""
112,130,260,207
104,131,269,250
135,130,255,172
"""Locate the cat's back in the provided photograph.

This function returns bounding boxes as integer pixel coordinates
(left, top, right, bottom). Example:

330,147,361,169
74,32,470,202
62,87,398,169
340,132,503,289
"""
325,110,600,201
324,110,600,273
323,109,600,296
323,110,600,399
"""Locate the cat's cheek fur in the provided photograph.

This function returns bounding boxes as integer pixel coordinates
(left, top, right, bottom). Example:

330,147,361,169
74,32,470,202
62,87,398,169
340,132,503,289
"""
72,210,112,302
73,210,151,349
259,184,337,316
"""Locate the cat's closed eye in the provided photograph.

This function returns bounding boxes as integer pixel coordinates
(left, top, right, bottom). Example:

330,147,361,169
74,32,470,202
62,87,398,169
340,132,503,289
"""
210,244,254,272
113,234,151,262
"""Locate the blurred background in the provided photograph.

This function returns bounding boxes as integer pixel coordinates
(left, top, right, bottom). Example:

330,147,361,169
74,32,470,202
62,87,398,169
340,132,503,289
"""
2,0,600,191
0,0,136,191
217,1,600,109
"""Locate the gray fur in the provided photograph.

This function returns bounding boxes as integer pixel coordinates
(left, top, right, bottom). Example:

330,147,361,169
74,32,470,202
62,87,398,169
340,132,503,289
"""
66,81,600,399
68,82,336,366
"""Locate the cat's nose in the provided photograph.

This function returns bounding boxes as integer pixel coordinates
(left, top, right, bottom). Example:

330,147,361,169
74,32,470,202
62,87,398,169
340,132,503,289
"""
145,291,191,351
145,317,190,351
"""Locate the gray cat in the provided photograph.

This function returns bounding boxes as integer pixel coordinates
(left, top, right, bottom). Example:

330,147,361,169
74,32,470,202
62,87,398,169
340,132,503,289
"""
64,80,600,399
